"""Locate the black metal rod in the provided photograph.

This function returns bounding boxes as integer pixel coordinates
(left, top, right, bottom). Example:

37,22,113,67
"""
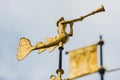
98,35,105,80
101,73,104,80
56,47,64,75
58,47,64,69
100,35,103,66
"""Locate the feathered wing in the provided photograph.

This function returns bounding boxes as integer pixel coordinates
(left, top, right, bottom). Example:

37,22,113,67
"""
38,38,58,53
17,38,34,61
49,45,57,53
46,38,58,53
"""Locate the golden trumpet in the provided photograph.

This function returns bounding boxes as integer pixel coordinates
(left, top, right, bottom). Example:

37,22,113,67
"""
69,5,105,23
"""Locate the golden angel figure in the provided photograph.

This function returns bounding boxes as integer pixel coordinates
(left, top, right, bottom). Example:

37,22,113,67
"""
17,17,73,61
17,5,105,61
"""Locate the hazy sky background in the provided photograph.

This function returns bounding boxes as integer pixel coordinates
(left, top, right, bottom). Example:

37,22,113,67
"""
0,0,120,80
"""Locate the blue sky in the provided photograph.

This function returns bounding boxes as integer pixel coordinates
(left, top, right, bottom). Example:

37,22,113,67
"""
0,0,120,80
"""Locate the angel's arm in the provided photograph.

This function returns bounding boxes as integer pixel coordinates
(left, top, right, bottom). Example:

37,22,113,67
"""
68,22,73,36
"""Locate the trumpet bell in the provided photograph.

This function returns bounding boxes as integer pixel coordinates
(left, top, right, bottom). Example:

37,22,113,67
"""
93,5,105,14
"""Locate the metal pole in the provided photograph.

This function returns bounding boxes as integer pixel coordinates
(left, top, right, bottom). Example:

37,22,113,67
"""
50,47,64,80
98,35,105,80
56,47,64,80
100,36,104,66
59,47,63,69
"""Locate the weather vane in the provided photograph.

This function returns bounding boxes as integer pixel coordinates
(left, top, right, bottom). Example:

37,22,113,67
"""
17,5,105,61
16,5,105,80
